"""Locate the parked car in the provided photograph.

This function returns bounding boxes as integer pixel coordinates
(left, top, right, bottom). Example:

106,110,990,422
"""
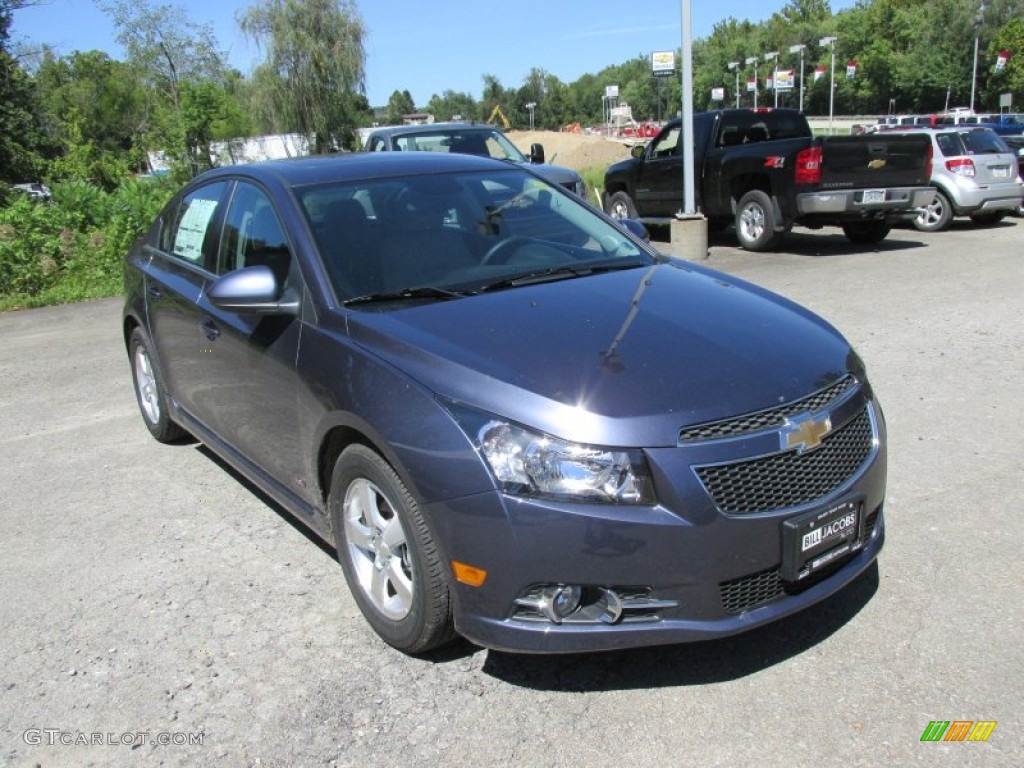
123,152,886,654
901,126,1024,231
9,182,52,201
1001,135,1024,216
363,122,586,199
604,108,934,251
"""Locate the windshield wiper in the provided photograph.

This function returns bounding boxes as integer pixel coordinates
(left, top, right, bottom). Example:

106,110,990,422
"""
343,286,469,306
476,261,647,293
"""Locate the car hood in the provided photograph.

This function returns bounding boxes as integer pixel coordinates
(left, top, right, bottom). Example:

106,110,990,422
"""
521,161,582,186
346,261,855,447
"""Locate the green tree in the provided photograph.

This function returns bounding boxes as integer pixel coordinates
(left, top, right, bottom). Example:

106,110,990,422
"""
1,1,46,182
385,89,415,125
425,90,478,123
99,0,229,177
240,0,367,152
987,16,1024,104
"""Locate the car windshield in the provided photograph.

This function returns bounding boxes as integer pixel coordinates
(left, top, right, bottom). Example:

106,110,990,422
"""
391,129,527,162
299,168,653,305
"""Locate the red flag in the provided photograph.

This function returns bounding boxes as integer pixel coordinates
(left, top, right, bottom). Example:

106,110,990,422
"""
813,65,826,82
995,50,1011,73
846,61,857,79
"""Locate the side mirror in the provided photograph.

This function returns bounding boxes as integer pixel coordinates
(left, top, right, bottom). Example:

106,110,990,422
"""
529,143,545,164
620,218,650,242
208,265,299,315
630,144,646,159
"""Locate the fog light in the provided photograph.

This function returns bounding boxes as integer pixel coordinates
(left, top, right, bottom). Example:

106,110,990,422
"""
539,584,582,623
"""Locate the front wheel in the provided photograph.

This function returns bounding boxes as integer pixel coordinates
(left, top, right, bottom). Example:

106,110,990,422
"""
734,190,782,251
330,445,454,654
913,189,953,232
605,190,638,220
842,220,892,244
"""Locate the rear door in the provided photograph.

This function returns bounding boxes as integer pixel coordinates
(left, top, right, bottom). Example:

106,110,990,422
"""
145,180,230,419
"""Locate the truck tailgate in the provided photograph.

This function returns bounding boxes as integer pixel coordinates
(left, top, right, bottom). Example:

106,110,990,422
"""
818,134,932,189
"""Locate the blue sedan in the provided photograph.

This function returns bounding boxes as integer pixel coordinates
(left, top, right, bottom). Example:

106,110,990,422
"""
123,152,885,654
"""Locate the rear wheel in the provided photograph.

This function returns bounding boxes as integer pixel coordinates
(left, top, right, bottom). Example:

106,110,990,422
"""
330,445,454,654
734,190,782,251
969,211,1006,226
605,191,638,220
913,189,953,232
129,327,186,443
842,220,892,244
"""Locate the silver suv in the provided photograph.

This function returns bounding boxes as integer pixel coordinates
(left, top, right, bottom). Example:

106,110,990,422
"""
904,127,1023,231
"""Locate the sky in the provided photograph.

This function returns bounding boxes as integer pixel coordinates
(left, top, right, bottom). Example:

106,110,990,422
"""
11,0,856,107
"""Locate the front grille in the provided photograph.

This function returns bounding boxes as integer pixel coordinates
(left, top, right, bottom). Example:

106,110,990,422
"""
720,567,784,614
680,375,856,442
696,406,874,515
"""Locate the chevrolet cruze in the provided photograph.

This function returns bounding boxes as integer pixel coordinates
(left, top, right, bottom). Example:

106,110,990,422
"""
123,152,886,654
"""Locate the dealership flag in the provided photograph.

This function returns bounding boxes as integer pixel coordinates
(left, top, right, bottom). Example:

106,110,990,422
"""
846,60,857,78
776,69,796,90
995,50,1011,73
814,65,826,82
747,77,757,92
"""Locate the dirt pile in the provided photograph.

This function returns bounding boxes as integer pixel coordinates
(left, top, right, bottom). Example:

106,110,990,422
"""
507,131,633,171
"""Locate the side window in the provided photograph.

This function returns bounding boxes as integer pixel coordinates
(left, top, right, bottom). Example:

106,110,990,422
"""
651,127,681,158
218,182,292,286
164,181,228,269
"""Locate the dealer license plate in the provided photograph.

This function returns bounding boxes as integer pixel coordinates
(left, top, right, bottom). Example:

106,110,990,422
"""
781,500,862,582
861,189,886,204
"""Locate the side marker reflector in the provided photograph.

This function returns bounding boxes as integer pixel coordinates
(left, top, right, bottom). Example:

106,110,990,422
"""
452,561,487,587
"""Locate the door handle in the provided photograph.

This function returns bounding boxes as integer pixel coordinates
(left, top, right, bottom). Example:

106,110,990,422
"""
200,319,221,341
147,284,162,300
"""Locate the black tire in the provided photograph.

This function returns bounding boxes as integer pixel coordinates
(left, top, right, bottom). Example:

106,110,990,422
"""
605,190,638,220
734,190,782,251
913,189,953,232
128,327,186,443
969,211,1007,226
842,220,892,244
330,445,454,654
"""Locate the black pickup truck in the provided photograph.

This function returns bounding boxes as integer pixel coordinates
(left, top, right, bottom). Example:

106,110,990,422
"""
604,108,936,250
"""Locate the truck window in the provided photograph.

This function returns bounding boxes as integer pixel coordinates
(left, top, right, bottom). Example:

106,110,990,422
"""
650,127,681,158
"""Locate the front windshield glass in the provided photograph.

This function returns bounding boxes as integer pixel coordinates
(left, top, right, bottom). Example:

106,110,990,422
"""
392,129,526,162
299,168,653,304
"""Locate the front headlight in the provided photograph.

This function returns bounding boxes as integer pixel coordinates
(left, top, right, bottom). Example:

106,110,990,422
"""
473,419,653,504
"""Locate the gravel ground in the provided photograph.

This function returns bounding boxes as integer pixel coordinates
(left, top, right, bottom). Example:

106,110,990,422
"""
1,217,1022,767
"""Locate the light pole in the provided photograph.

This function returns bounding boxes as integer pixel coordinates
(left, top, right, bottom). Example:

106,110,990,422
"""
680,0,696,216
728,61,740,108
819,36,838,134
789,44,806,112
526,102,537,130
765,51,779,107
970,2,985,112
745,56,759,108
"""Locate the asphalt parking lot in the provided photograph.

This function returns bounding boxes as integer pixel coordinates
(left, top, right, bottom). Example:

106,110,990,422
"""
1,218,1022,767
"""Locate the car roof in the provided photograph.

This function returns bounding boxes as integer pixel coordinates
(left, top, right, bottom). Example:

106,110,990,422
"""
191,151,515,188
368,122,504,137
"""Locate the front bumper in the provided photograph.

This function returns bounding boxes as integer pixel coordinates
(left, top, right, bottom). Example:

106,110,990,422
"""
796,186,936,217
429,392,887,653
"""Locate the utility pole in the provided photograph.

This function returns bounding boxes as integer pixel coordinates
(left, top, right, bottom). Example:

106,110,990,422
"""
745,56,759,108
728,62,740,108
819,36,838,134
789,44,806,112
765,51,779,108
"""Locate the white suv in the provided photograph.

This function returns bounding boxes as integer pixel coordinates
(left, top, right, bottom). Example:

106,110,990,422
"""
903,127,1023,231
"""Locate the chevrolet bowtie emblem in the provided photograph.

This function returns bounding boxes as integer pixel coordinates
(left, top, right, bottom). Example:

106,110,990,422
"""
781,413,832,454
867,159,887,170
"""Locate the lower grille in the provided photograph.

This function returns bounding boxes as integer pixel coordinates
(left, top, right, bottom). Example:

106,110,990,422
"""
696,406,875,515
719,567,784,614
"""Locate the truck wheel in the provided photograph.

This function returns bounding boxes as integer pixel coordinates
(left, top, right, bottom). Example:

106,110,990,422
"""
913,189,953,232
735,190,782,251
605,191,638,220
842,220,891,244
